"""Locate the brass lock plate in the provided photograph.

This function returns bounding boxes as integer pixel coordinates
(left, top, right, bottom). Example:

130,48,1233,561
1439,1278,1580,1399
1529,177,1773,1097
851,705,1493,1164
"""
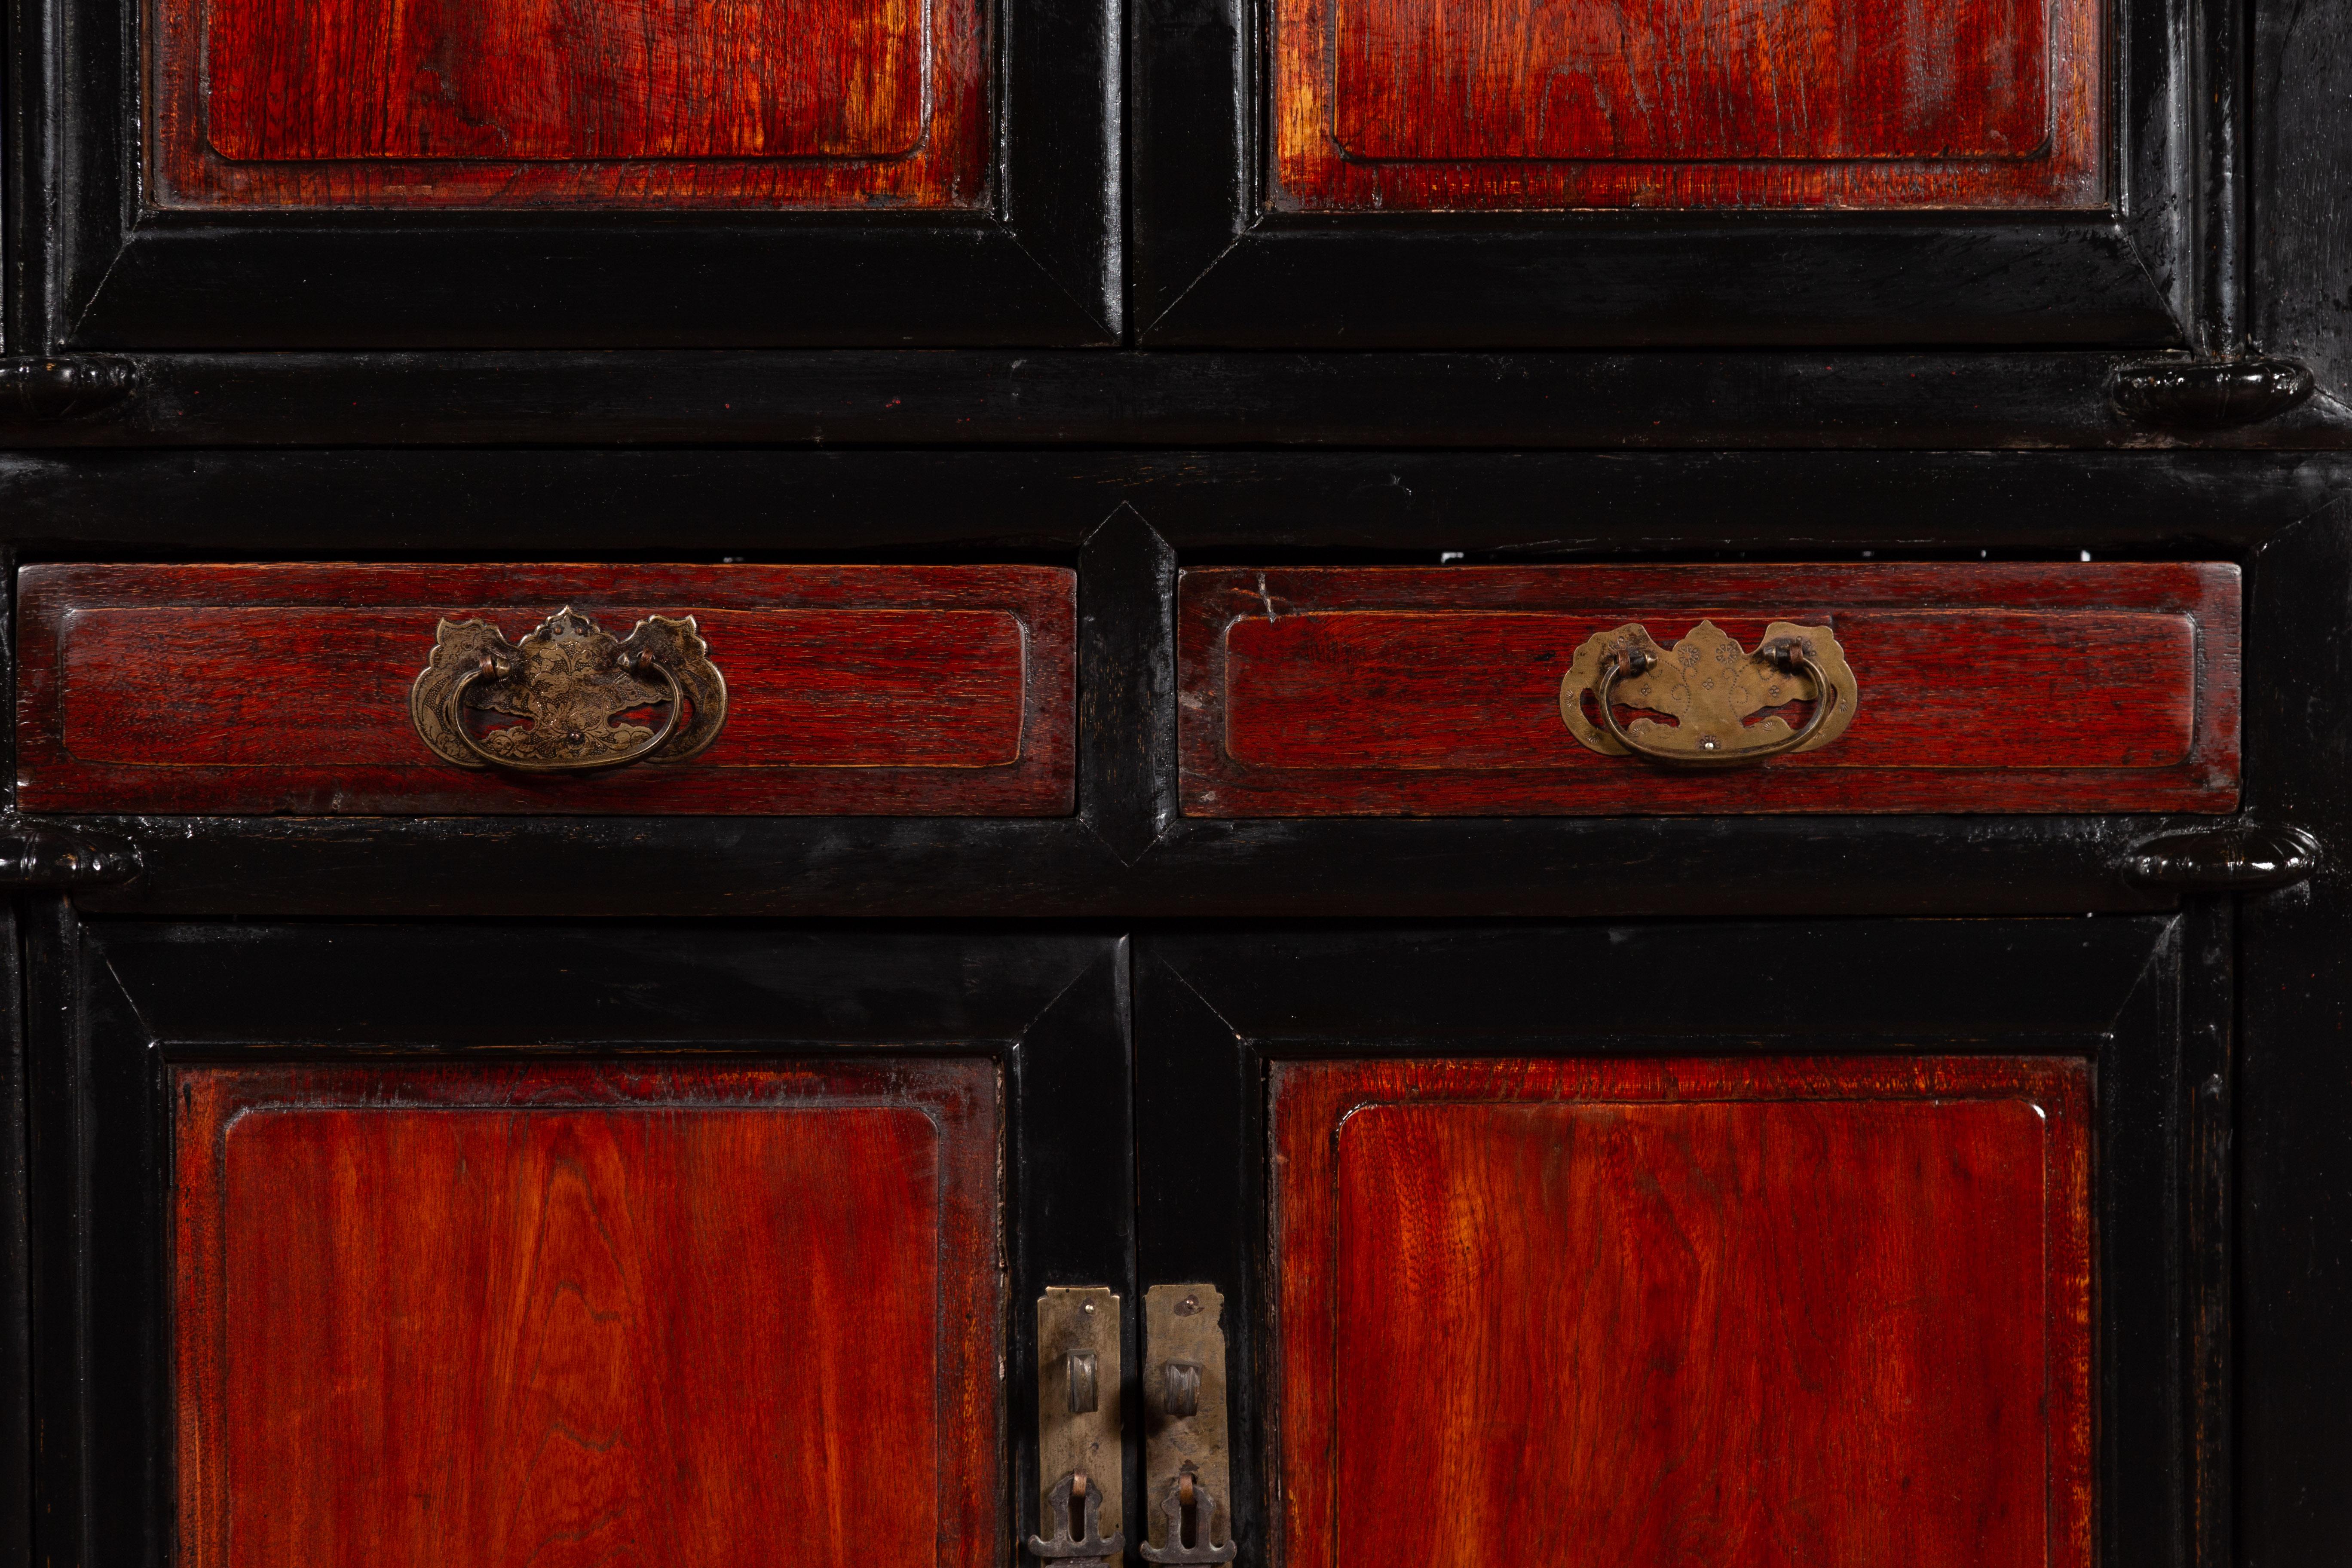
1034,1287,1124,1565
1141,1283,1235,1563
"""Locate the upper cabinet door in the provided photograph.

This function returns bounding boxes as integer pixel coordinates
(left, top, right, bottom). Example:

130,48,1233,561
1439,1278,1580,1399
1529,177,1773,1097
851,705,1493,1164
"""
1133,0,2188,345
37,0,1116,344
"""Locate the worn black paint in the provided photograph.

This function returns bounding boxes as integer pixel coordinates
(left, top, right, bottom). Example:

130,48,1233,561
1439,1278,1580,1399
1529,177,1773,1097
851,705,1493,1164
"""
1,352,2350,449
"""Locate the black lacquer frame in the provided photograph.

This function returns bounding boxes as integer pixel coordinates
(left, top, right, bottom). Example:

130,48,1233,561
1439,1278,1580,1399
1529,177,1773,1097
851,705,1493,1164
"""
0,462,2345,1568
7,0,1121,347
21,918,1138,1568
1137,917,2214,1568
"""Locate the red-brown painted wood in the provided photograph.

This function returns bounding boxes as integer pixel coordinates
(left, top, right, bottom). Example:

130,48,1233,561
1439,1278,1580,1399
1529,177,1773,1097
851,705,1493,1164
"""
176,1060,1000,1568
1274,0,2101,209
1181,563,2240,815
153,0,985,208
18,564,1074,815
1272,1055,2092,1568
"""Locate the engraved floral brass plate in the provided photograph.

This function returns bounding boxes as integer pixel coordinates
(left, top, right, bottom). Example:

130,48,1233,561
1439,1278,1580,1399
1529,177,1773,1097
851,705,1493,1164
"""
1560,619,1857,765
410,608,727,772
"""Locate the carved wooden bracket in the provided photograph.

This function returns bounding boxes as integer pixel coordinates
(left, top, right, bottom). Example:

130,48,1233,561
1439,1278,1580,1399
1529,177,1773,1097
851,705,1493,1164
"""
0,357,139,422
2111,357,2315,430
2124,822,2318,892
0,821,143,887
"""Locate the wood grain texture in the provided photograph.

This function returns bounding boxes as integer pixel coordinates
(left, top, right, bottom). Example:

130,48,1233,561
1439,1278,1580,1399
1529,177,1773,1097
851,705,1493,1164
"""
1180,563,2241,815
175,1060,1000,1568
17,564,1074,815
1271,1055,2092,1568
1274,0,2102,209
151,0,985,207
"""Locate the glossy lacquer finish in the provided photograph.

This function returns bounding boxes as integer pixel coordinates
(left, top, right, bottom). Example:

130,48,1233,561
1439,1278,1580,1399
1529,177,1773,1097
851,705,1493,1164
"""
1181,563,2240,815
1274,0,2101,209
153,0,985,207
1271,1056,2092,1568
174,1061,1000,1568
16,564,1074,815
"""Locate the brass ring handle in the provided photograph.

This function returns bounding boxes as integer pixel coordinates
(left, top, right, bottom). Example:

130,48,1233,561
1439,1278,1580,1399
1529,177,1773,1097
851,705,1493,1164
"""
1592,638,1838,769
446,650,683,774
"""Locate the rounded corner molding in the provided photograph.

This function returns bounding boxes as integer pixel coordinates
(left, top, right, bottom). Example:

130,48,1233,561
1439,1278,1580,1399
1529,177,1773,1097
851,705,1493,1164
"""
2111,357,2316,430
0,821,144,887
0,356,140,422
2124,822,2319,892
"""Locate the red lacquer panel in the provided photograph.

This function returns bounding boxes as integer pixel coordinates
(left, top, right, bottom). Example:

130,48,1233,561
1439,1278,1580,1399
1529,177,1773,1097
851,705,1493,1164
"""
176,1060,1000,1568
1180,563,2241,815
17,564,1074,815
1275,0,2103,208
153,0,985,207
1272,1056,2092,1568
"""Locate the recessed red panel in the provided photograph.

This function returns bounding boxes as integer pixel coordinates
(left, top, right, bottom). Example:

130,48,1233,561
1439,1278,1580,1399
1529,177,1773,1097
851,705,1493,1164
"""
175,1061,1001,1568
1273,1056,2093,1568
153,0,986,206
1275,0,2104,208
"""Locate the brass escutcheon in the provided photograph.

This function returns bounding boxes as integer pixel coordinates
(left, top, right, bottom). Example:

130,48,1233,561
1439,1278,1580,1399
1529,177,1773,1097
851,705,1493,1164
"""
410,607,727,773
1560,619,1857,767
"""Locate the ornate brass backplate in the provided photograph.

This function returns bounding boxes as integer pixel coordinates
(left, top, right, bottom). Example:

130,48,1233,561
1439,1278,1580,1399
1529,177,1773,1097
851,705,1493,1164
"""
1560,619,1857,763
410,608,727,772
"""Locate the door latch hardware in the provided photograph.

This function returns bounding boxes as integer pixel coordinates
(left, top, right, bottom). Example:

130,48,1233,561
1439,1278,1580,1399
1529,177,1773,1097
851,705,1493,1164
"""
1138,1471,1237,1564
1031,1288,1123,1565
1161,1361,1201,1418
1142,1285,1234,1565
1067,1351,1100,1414
1030,1470,1126,1562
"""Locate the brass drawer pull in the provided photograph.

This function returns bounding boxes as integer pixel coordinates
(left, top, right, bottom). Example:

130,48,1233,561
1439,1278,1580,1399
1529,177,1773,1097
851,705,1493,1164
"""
411,607,727,773
1561,619,1856,768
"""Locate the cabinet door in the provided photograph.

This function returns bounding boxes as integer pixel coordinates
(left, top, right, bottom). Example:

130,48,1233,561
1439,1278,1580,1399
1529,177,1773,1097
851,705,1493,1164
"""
31,0,1115,344
1132,0,2188,345
1138,919,2205,1568
27,918,1132,1568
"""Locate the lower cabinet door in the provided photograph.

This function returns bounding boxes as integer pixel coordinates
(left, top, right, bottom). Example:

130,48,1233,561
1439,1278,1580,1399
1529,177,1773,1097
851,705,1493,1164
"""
1138,920,2202,1568
30,920,1133,1568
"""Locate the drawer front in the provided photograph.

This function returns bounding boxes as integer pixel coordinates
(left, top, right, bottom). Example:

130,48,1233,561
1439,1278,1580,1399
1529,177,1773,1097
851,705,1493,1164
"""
18,564,1074,815
1180,563,2239,815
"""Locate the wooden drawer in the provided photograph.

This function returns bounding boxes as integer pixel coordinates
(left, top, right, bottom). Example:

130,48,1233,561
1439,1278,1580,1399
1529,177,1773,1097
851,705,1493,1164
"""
18,564,1073,815
1180,563,2240,815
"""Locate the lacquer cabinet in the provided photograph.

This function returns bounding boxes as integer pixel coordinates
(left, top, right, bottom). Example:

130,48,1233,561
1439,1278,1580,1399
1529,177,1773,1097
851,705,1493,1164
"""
6,0,2352,1563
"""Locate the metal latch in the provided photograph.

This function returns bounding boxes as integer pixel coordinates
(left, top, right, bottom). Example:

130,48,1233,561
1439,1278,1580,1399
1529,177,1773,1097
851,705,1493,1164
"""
1140,1284,1236,1564
1029,1287,1125,1564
